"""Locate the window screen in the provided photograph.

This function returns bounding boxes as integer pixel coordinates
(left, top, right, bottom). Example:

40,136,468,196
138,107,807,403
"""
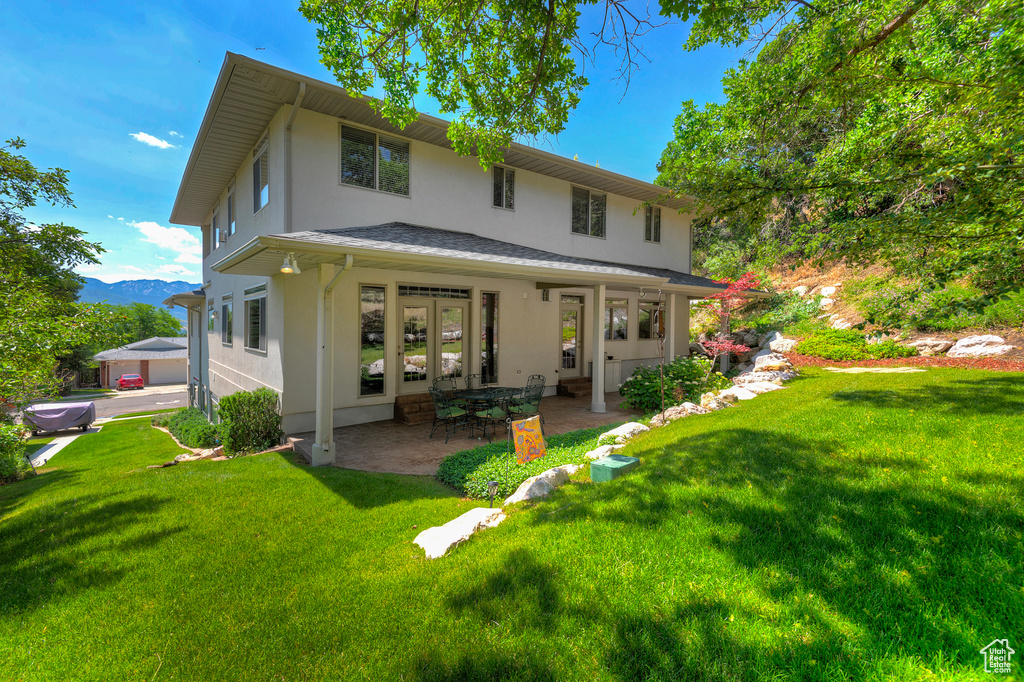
341,126,375,189
645,206,661,243
245,296,267,351
378,135,410,195
493,167,514,209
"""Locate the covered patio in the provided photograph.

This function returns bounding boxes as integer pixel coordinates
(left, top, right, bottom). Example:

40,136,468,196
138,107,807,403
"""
288,390,639,475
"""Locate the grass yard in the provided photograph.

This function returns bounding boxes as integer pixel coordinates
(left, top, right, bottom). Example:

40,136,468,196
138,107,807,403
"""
1,367,1021,680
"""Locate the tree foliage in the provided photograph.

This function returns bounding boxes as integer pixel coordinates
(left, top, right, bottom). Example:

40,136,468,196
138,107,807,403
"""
302,0,1024,299
656,0,1024,291
102,303,184,344
0,139,120,416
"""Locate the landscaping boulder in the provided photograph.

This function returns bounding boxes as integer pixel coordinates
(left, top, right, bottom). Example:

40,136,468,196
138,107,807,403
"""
903,337,954,356
830,317,852,330
946,335,1015,357
739,381,786,395
769,337,798,353
584,444,624,459
819,297,835,310
754,353,793,372
414,507,507,559
503,465,580,505
700,392,733,411
601,422,650,444
734,370,797,384
820,285,838,297
792,285,809,297
760,331,782,349
719,386,758,401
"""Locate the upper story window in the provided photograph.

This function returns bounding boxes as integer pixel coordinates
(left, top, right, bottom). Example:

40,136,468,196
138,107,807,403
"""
221,297,233,346
571,187,606,238
211,212,220,251
227,187,236,238
493,166,514,209
644,206,661,243
207,301,215,332
253,135,269,214
340,125,410,195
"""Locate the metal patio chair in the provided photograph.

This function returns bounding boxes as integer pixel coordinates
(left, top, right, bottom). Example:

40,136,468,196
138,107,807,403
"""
428,387,471,443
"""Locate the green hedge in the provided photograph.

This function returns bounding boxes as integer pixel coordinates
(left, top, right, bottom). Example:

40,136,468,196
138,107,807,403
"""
618,356,731,414
217,388,282,454
794,329,917,361
0,423,29,484
167,408,220,449
436,425,616,500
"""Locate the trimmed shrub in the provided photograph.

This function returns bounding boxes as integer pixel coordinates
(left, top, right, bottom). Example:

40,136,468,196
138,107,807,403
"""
0,423,29,484
168,408,219,449
795,329,917,361
618,356,731,414
436,425,614,499
217,388,282,454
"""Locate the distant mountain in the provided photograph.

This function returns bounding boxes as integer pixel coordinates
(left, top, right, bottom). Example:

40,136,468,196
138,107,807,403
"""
79,278,202,321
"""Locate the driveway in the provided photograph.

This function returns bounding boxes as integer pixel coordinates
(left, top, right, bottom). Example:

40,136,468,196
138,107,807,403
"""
85,384,188,418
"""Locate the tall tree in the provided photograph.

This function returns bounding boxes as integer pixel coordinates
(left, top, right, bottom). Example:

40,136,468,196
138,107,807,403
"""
0,138,121,416
301,0,1023,290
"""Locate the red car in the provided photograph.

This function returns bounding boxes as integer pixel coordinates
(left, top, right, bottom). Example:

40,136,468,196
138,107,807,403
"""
116,374,144,391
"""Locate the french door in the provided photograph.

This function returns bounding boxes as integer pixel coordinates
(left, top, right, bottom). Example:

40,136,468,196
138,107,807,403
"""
398,299,469,394
559,298,583,378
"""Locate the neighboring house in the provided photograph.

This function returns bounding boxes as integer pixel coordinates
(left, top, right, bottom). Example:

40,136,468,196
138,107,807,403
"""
165,53,731,465
93,337,188,387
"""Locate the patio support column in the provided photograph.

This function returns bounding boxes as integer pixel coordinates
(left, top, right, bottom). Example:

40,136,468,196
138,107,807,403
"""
591,283,606,413
312,255,353,466
665,293,677,361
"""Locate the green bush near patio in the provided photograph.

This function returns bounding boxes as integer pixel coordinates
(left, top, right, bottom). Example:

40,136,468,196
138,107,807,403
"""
435,425,618,499
2,368,1022,680
619,355,731,413
217,387,282,454
167,407,219,448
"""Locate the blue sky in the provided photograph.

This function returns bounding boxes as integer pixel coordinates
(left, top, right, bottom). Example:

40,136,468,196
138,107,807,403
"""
1,1,745,283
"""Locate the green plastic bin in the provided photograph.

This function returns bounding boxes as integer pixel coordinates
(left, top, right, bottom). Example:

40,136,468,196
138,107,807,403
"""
590,454,640,483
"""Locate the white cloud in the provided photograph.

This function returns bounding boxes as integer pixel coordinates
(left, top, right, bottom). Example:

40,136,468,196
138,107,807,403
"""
131,220,202,264
107,214,114,219
168,130,183,137
129,131,176,149
155,264,198,278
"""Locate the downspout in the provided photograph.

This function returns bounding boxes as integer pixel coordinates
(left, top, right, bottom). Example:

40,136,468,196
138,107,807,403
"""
285,82,307,234
311,254,354,465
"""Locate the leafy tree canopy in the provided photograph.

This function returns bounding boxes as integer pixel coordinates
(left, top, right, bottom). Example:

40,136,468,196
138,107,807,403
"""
102,303,184,344
0,139,123,416
302,0,1023,295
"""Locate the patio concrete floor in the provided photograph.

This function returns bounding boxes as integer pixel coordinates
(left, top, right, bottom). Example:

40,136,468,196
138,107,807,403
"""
290,391,639,476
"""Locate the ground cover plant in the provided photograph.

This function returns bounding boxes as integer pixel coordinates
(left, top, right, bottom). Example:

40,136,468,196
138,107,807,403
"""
166,407,219,448
436,425,617,499
2,368,1022,679
796,329,918,361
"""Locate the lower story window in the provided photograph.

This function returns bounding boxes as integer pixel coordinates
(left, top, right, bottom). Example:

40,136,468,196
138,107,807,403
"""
245,295,267,351
360,286,386,396
605,298,628,340
638,300,664,339
481,293,499,384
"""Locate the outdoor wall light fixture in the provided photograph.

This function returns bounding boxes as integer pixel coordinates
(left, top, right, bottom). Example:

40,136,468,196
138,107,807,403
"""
639,288,647,298
280,252,301,275
487,480,499,508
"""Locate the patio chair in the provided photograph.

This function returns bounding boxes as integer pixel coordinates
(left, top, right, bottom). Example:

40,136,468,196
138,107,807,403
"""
428,387,471,443
474,397,509,442
463,373,484,390
433,376,468,408
509,383,545,425
525,374,546,389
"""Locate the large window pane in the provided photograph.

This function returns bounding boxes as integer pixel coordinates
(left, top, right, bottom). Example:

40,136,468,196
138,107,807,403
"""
378,135,410,195
571,187,589,234
222,302,233,345
440,306,463,378
504,169,515,209
403,306,428,383
341,126,375,189
590,192,606,237
253,147,269,212
639,301,662,339
246,297,266,351
360,286,386,396
481,293,498,383
492,166,504,207
604,298,628,340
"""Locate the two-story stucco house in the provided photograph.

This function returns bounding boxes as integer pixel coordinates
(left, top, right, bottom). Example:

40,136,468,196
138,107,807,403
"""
165,53,727,465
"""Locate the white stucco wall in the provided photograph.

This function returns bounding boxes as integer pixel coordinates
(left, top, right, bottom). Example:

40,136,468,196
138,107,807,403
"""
288,108,692,273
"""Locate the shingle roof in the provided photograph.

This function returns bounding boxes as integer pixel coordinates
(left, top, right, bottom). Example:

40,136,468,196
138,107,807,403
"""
93,336,188,362
274,223,729,292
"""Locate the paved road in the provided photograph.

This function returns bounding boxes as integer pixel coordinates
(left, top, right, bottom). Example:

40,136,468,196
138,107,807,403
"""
86,385,189,418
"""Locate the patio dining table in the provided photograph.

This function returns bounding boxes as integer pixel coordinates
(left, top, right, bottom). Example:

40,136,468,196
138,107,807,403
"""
454,386,520,441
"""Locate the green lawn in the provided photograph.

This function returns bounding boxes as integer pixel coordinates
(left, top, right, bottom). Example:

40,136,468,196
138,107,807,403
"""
1,368,1021,680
